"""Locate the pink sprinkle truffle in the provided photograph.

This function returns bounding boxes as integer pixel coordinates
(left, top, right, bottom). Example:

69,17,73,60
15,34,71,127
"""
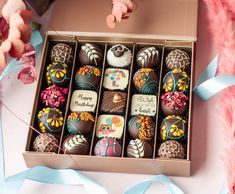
161,91,188,116
41,85,68,108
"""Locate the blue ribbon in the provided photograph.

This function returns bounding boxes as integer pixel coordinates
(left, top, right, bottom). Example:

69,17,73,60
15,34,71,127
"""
0,166,108,194
193,56,235,100
124,174,184,194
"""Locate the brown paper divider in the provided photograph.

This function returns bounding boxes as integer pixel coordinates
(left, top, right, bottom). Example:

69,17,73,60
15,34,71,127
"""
89,43,108,155
153,43,166,158
122,43,163,159
58,40,78,153
187,42,195,160
26,35,50,151
26,36,78,152
90,42,134,156
155,41,194,160
121,43,136,157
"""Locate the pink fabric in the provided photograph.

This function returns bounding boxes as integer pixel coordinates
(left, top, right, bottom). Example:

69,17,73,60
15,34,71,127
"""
204,0,235,193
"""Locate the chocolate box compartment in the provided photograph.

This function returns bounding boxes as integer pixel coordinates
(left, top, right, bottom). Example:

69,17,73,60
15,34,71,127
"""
27,35,78,151
23,33,194,176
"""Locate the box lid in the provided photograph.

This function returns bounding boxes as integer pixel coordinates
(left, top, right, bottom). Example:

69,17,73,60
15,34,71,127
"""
49,0,198,41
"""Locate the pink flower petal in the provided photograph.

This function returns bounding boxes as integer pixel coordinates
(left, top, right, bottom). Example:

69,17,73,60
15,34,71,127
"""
9,13,24,27
0,39,12,52
19,10,33,24
9,38,25,58
18,24,32,43
0,49,7,72
18,67,37,84
2,0,26,22
8,27,21,40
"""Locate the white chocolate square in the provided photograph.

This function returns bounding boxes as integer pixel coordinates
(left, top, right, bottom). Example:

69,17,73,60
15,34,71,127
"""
96,115,124,139
131,94,157,116
103,68,129,90
70,90,97,112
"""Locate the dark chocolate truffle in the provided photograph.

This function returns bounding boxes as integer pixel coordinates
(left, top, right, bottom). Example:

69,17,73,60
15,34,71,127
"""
100,91,127,113
107,44,132,68
33,133,58,153
66,112,95,136
46,62,70,86
165,49,190,71
62,134,90,155
126,139,153,158
158,140,185,159
136,47,159,68
162,69,189,92
75,65,101,91
37,107,64,134
161,91,188,116
41,85,68,108
79,43,103,66
160,115,187,141
128,115,155,141
94,137,122,157
50,43,74,64
133,68,158,94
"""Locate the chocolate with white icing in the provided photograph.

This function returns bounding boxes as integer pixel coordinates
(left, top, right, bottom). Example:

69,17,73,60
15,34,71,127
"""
136,47,159,68
126,139,153,158
107,44,132,68
79,43,103,66
62,134,90,155
165,49,190,71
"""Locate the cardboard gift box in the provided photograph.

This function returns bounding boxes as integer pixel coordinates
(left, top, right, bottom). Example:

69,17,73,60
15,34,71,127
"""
23,0,198,176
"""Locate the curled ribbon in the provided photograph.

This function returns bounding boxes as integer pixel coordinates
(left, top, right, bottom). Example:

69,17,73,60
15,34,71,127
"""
0,166,108,194
193,56,235,100
124,174,184,194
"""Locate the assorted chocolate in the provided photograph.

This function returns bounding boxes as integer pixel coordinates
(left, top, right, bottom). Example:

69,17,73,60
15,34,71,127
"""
157,48,191,159
136,47,160,68
75,65,101,91
107,44,132,68
126,139,153,158
32,41,192,162
62,134,90,155
133,68,158,94
79,43,103,66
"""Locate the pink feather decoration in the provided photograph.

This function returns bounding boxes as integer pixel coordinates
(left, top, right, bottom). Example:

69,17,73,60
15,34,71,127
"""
204,0,235,193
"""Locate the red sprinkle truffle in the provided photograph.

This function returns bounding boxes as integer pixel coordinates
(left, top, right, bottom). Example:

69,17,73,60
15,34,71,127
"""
161,91,188,116
41,85,68,108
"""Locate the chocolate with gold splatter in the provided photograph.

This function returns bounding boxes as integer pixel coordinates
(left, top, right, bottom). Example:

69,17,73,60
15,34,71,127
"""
160,115,187,141
128,115,155,141
46,62,70,86
133,68,158,94
75,65,101,91
66,112,95,136
37,107,64,134
162,69,189,92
